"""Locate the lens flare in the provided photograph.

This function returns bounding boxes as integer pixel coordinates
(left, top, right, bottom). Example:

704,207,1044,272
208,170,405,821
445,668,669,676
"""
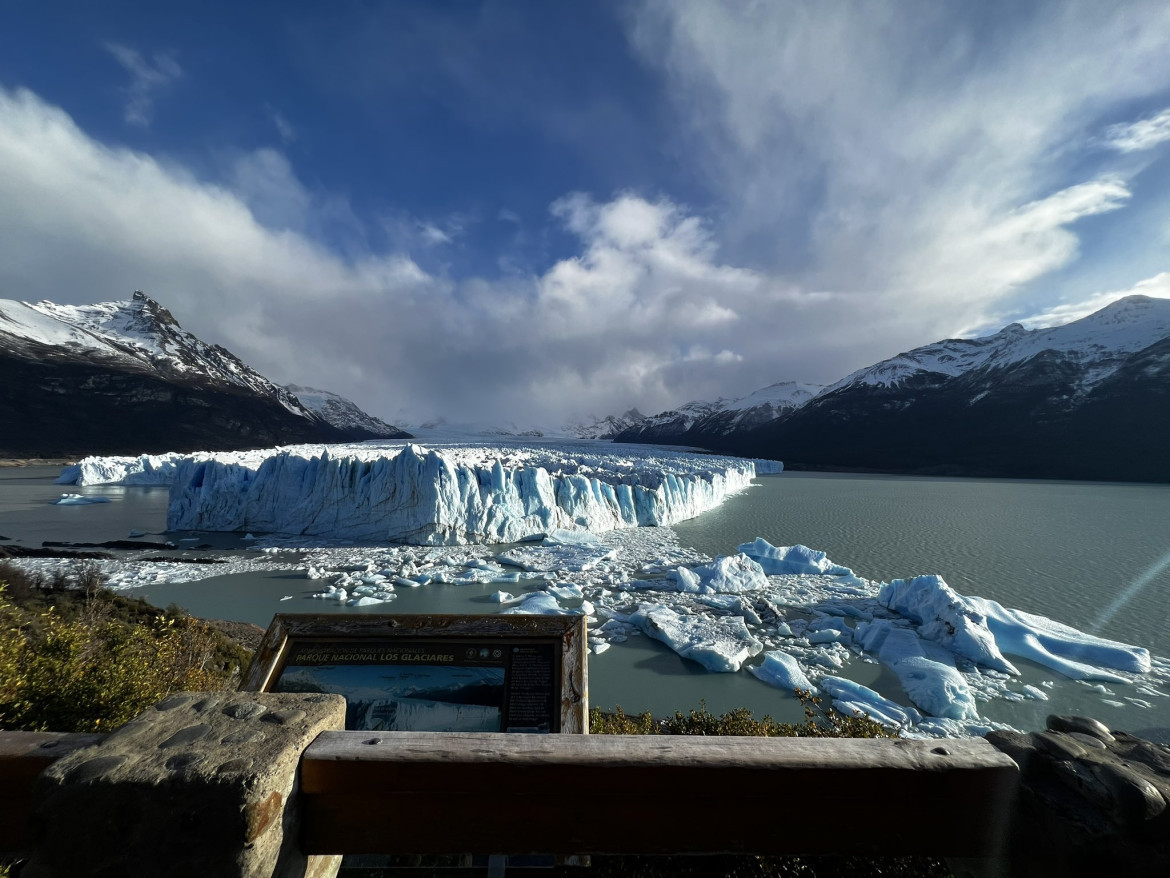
1089,548,1170,634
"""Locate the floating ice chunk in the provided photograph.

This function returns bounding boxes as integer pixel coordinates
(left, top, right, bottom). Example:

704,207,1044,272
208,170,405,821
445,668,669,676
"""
349,595,395,606
967,595,1150,681
51,493,110,505
879,574,1150,681
546,583,584,601
854,620,978,720
737,539,857,579
542,528,606,548
491,591,515,603
1021,685,1049,701
500,592,571,615
807,617,853,646
879,576,1017,674
750,651,817,695
696,594,763,625
664,554,769,594
630,605,763,672
498,543,616,573
819,676,921,728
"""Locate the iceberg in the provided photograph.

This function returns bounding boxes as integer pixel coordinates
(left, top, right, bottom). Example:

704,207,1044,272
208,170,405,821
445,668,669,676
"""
629,554,770,595
51,493,110,505
630,604,764,672
880,575,1017,674
665,554,769,594
819,677,921,728
737,539,857,579
57,454,192,486
165,443,757,545
499,592,575,616
750,651,817,694
879,575,1150,681
853,620,979,720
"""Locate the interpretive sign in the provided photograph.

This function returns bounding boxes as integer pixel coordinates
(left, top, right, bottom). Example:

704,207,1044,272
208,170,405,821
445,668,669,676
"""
242,614,587,733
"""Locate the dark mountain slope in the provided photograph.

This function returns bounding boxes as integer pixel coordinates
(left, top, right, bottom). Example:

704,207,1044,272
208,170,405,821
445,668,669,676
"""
0,291,384,457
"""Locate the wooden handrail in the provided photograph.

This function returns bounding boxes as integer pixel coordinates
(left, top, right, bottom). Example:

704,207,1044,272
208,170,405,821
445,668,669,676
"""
299,732,1019,857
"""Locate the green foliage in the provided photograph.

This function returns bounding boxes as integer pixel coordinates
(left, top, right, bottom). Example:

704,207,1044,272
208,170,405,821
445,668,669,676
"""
590,692,896,739
0,562,251,733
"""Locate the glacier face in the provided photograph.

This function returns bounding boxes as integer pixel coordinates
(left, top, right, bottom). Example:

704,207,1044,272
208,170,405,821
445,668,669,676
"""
164,441,758,544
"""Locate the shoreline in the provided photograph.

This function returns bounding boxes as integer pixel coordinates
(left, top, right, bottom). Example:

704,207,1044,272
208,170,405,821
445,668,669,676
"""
0,458,75,467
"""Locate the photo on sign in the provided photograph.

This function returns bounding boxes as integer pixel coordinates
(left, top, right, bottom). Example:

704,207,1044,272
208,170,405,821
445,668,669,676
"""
274,663,506,732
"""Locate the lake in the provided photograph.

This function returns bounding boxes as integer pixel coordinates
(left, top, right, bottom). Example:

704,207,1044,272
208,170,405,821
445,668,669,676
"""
3,465,1168,740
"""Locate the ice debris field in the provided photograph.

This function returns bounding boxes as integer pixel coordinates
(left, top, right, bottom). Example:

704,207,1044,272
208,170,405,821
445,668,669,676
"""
40,441,1170,738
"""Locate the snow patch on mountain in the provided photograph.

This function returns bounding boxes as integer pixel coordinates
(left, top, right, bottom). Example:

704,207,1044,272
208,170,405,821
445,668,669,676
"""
562,409,647,440
284,385,408,438
826,295,1170,395
1,291,315,418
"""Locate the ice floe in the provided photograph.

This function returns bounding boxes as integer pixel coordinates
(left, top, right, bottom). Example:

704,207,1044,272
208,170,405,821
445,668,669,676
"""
879,575,1151,681
630,604,764,672
51,493,110,505
751,651,817,694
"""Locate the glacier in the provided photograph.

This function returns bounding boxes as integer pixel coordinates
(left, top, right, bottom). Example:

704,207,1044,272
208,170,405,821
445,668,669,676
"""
162,442,758,544
31,452,1168,735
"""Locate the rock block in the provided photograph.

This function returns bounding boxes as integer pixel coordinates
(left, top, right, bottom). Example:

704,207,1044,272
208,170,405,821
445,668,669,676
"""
984,715,1170,878
23,691,346,878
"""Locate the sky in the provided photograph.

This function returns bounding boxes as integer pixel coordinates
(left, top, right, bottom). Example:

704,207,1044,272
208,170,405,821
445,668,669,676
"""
2,1,1169,428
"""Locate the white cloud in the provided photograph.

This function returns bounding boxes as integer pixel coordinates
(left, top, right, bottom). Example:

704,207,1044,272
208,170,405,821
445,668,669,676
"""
104,42,182,127
266,105,297,144
1019,272,1170,328
627,0,1170,336
1103,108,1170,152
418,223,452,246
0,86,816,425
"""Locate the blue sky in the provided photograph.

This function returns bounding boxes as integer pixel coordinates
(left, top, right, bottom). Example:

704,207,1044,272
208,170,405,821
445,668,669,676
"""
2,1,1169,427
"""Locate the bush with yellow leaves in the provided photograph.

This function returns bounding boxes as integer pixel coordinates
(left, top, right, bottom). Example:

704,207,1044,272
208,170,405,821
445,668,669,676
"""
0,563,248,733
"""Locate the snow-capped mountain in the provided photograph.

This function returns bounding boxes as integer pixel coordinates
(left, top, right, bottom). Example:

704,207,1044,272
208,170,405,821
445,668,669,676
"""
5,292,311,413
0,291,373,457
561,409,647,440
284,385,410,440
615,382,822,445
618,296,1170,482
823,294,1170,397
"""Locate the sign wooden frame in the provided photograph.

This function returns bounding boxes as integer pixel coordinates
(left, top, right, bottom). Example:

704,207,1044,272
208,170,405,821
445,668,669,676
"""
242,614,588,733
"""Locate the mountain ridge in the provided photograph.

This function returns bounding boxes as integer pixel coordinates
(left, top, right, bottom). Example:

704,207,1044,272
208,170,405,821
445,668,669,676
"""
0,291,409,457
615,295,1170,483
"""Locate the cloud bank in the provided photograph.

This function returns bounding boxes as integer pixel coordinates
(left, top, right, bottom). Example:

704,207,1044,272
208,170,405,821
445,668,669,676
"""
3,1,1170,428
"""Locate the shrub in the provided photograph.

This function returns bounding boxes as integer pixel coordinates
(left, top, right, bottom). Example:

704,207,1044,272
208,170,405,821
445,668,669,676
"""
0,563,250,733
589,692,896,739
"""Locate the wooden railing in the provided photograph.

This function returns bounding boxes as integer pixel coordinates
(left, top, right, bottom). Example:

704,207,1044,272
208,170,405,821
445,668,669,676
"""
3,728,1019,862
300,731,1017,858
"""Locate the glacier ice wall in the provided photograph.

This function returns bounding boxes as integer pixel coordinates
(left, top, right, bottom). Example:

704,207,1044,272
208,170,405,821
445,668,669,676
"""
166,443,757,545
